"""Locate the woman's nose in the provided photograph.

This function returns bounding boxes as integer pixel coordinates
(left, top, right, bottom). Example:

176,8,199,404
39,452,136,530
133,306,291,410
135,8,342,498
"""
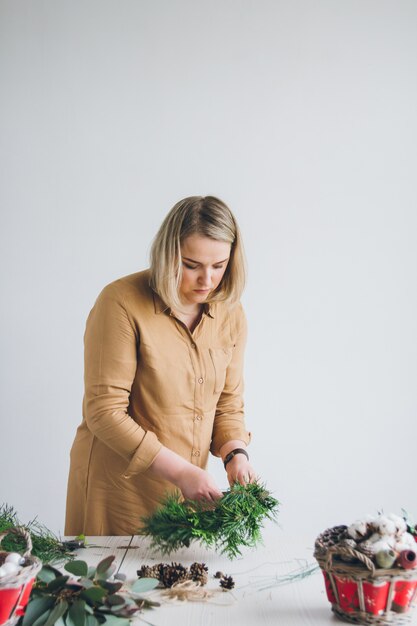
198,268,212,285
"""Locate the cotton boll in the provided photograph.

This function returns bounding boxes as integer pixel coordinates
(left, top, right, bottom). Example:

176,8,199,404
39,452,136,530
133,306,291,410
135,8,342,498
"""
375,517,396,536
402,533,417,549
371,538,396,554
387,514,407,535
348,520,369,540
5,553,22,565
394,534,416,553
0,562,20,576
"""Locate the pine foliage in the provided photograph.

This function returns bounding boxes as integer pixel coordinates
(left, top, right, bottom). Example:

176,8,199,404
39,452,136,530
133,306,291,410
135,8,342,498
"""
139,482,279,559
0,504,74,564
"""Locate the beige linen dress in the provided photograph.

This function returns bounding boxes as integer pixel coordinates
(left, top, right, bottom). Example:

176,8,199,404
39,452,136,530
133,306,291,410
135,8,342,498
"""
65,269,251,535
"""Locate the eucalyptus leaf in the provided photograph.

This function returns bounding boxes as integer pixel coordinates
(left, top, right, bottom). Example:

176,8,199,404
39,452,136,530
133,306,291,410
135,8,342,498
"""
32,609,54,626
99,564,116,580
65,561,88,577
43,601,68,626
106,595,125,607
131,578,159,593
37,565,61,583
22,597,55,626
87,567,96,579
47,576,70,592
78,577,94,589
101,616,129,626
67,599,86,626
96,581,122,595
96,556,115,576
80,587,107,603
86,617,99,626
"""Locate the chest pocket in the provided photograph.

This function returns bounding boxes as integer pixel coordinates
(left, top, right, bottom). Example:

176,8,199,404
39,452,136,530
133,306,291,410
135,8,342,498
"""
209,347,234,394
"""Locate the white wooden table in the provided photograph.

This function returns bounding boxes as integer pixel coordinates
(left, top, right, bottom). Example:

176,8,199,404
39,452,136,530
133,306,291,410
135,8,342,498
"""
65,522,344,626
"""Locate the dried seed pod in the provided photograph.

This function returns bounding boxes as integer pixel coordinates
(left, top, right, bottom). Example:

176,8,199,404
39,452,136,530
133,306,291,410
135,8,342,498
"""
189,562,208,586
219,574,235,590
160,562,189,588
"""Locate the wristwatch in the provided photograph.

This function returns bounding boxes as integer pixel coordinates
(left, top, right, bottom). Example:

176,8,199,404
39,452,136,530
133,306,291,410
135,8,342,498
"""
223,448,249,468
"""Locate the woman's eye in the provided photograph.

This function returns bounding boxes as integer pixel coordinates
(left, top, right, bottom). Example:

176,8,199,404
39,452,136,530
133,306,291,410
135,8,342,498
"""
213,264,224,270
183,263,198,269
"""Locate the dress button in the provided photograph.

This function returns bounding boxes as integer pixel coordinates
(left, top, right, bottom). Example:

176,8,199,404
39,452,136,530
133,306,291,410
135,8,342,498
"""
198,377,204,384
192,449,201,457
191,343,196,349
195,414,202,421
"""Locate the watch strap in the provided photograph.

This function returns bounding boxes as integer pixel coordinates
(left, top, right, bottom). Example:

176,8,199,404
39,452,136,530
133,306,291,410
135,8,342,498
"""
223,448,249,468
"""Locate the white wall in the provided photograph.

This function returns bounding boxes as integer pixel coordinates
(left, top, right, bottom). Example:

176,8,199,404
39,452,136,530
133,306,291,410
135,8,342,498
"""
1,0,416,541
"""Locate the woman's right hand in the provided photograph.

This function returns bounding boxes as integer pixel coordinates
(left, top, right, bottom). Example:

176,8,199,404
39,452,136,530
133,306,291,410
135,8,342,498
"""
148,445,223,502
175,464,223,502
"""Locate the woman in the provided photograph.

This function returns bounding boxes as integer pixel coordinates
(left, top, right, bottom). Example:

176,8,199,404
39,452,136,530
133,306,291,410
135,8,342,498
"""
65,195,255,535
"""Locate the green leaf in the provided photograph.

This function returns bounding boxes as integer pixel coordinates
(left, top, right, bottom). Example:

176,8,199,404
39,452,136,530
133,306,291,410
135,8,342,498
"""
80,587,107,603
87,567,96,579
43,601,68,626
32,609,53,626
64,561,88,577
22,598,56,626
131,578,159,593
98,564,116,580
97,581,122,594
78,577,94,589
106,595,125,607
47,576,70,592
86,617,98,626
96,556,115,576
101,617,129,626
67,599,86,626
37,565,62,583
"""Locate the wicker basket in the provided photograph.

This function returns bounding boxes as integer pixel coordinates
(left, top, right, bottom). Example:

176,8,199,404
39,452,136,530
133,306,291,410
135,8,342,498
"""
314,526,417,625
0,527,43,626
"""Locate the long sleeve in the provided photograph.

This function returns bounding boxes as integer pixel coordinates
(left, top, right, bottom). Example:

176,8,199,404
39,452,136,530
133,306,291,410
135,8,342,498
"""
83,283,162,476
210,304,252,456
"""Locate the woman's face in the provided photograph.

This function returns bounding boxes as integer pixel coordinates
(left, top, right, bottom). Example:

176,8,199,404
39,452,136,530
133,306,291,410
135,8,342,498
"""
179,234,231,308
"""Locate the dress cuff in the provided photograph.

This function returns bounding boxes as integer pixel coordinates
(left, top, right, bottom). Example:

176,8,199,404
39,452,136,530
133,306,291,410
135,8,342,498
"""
210,429,252,458
122,431,162,479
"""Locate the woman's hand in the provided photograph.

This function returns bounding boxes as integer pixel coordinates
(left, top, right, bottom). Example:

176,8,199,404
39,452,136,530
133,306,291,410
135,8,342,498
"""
175,465,223,502
148,445,223,502
225,453,257,487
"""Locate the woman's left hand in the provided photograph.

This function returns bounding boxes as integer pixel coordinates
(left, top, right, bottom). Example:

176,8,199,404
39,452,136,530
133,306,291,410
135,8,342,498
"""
225,454,257,487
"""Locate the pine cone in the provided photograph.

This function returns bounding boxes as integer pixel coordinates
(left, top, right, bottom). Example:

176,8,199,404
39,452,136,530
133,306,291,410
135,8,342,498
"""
315,525,348,554
160,562,189,588
219,575,235,590
214,571,224,579
137,564,161,580
189,562,208,586
357,541,376,560
339,538,358,562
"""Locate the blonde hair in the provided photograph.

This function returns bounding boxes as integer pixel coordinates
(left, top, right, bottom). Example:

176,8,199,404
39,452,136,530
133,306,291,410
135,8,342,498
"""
149,196,246,312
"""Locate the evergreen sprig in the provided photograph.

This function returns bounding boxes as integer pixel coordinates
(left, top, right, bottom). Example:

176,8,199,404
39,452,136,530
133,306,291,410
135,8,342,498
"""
0,504,75,564
21,556,159,626
139,482,279,559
